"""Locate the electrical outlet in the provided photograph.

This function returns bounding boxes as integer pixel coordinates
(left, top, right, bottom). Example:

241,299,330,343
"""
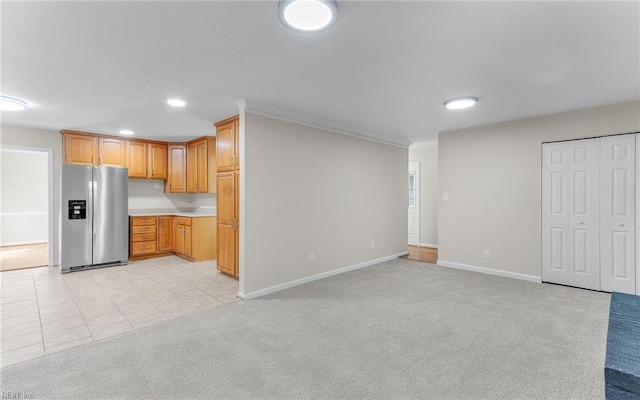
483,250,490,259
371,241,376,249
155,182,161,189
309,252,315,262
443,193,449,201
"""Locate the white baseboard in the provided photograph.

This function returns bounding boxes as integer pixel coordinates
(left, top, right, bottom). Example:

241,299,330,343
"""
436,260,541,283
418,243,438,249
239,252,409,300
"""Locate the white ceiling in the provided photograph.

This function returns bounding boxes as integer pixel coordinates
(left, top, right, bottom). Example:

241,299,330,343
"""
2,1,639,145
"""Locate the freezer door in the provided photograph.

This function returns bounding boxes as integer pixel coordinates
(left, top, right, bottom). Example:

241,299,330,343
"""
61,165,93,270
93,166,129,265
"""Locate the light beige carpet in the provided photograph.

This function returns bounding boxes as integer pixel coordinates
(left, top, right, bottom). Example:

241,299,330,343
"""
0,258,610,399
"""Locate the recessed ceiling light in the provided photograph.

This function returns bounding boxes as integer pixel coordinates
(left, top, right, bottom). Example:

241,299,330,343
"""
167,99,186,107
444,97,478,110
279,0,338,32
0,95,28,111
119,130,134,135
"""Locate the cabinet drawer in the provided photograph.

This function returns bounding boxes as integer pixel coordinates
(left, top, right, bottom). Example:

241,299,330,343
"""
132,232,156,242
131,216,157,226
131,241,157,255
131,225,156,235
174,217,191,226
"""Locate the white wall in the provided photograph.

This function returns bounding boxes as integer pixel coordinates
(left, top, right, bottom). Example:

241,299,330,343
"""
0,148,49,245
408,141,438,247
438,101,640,279
128,179,216,213
0,124,60,264
241,112,408,297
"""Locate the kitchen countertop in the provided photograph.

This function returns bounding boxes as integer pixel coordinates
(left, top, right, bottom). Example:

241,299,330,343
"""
129,208,216,218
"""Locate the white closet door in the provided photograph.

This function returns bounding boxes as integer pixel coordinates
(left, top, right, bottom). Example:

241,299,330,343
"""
542,139,600,290
600,134,636,294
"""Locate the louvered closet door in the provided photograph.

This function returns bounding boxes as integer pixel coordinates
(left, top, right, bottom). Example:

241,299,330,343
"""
600,134,636,294
542,139,600,290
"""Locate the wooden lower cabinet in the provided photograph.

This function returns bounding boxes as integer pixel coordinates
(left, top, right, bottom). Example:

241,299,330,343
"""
131,215,216,262
172,217,190,256
130,217,158,259
216,222,237,277
216,170,239,278
157,216,173,253
173,217,215,261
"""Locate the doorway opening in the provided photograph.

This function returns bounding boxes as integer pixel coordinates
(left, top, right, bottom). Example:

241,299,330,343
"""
0,145,53,271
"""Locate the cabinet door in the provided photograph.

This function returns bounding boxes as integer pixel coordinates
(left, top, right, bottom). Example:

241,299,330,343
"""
126,140,147,178
171,217,180,252
216,121,236,172
186,141,198,193
197,139,208,193
175,226,185,255
98,137,127,166
167,145,186,193
158,216,172,253
217,222,236,276
64,133,97,165
184,225,192,257
148,143,168,180
217,172,236,221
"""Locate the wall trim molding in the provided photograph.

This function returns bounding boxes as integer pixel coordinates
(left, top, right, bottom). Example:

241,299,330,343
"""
238,252,409,300
437,260,542,283
418,243,438,249
236,99,410,149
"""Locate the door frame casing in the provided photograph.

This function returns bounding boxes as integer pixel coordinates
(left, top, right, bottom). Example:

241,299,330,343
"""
636,133,640,295
0,144,54,267
408,162,420,246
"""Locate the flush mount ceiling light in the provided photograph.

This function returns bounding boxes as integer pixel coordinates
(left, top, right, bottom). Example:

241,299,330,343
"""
0,95,28,111
119,130,134,135
279,0,338,32
444,97,478,110
167,99,186,107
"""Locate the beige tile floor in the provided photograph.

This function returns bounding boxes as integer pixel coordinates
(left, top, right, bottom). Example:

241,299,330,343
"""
0,256,239,368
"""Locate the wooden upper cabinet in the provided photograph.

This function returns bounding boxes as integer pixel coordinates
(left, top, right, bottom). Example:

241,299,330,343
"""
148,143,168,180
127,141,167,180
215,116,238,172
98,137,126,167
63,132,97,165
186,141,198,193
126,140,148,178
197,140,208,192
60,131,178,183
167,144,187,193
186,137,216,193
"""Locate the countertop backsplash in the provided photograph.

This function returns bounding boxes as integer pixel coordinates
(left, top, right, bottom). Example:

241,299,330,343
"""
127,179,216,215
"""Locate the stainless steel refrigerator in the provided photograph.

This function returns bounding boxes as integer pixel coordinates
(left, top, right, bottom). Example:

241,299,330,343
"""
60,165,129,273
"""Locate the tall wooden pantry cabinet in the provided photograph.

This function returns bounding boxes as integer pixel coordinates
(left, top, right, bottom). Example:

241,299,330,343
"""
214,116,240,278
